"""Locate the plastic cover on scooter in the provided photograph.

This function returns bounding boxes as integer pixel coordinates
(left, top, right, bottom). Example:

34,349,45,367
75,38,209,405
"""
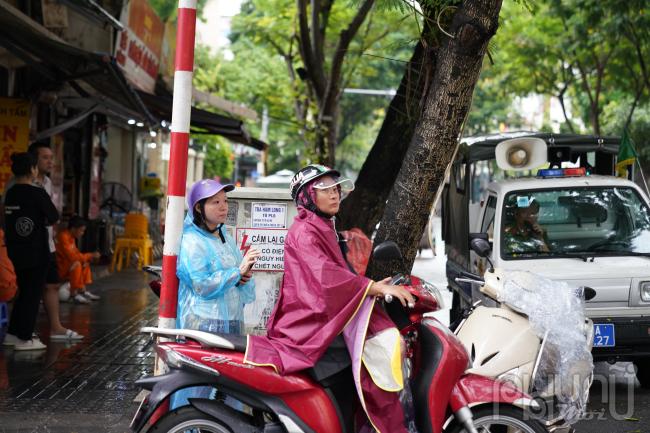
498,271,593,423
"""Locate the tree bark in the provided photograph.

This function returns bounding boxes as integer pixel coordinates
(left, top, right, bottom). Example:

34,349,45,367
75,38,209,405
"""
338,38,436,233
365,0,503,279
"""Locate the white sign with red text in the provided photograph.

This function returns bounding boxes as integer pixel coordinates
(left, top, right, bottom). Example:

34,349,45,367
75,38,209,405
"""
114,0,164,93
237,228,287,272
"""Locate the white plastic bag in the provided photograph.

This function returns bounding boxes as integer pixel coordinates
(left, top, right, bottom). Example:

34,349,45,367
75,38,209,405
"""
498,271,593,423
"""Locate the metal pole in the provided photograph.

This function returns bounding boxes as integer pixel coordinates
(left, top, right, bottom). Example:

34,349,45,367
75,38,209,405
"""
636,159,650,196
159,0,197,333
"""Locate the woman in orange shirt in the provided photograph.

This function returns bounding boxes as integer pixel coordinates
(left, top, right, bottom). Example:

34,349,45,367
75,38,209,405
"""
55,216,100,304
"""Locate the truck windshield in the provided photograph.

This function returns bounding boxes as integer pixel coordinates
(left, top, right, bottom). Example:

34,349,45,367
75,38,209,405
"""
501,187,650,259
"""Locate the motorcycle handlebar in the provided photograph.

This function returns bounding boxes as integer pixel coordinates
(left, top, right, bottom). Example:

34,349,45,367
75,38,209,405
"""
384,274,416,308
143,266,162,278
459,270,484,283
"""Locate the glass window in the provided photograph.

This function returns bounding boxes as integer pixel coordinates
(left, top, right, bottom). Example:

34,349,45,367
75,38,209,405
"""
501,187,650,259
481,195,497,240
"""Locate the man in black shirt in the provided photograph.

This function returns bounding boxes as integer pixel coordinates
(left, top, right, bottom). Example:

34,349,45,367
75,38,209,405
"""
2,153,58,351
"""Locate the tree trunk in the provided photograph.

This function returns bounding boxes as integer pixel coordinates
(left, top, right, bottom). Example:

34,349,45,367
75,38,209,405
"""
326,103,340,166
315,106,340,166
366,0,503,279
338,39,435,233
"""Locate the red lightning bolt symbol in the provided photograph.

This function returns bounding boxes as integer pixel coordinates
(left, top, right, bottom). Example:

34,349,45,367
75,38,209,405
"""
240,234,251,255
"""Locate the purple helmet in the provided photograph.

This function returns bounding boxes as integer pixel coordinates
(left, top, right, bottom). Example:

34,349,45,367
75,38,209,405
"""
187,179,235,210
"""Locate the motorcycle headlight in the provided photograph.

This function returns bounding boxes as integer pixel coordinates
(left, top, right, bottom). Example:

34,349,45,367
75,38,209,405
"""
640,281,650,302
421,280,445,309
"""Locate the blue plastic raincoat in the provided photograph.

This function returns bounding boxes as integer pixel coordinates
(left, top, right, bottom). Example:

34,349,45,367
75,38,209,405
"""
176,213,255,333
172,214,255,409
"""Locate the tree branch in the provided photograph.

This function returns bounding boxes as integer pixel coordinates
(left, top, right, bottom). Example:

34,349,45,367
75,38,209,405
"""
297,0,326,98
320,0,334,42
321,0,375,116
575,59,595,108
263,35,288,58
557,83,575,133
624,60,645,131
310,0,323,68
627,23,650,90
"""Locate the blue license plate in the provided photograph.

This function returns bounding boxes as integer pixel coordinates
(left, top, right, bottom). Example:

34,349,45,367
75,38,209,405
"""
593,324,615,347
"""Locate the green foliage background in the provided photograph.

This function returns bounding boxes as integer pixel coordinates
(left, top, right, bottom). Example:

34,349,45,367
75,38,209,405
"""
192,0,420,175
467,0,649,165
151,0,649,176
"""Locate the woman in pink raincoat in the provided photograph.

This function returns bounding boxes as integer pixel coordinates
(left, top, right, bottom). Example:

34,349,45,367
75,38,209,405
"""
245,164,415,433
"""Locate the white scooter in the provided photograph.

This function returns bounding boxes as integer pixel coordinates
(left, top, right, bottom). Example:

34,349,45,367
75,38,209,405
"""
453,238,595,433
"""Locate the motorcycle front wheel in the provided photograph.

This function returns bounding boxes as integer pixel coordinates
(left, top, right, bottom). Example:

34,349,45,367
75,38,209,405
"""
148,406,230,433
447,405,547,433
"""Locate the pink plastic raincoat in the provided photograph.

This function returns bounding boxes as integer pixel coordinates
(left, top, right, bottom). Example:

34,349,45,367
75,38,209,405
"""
245,208,407,433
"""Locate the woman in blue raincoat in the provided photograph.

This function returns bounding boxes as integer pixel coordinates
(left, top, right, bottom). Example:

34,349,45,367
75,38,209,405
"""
177,179,259,333
172,179,259,408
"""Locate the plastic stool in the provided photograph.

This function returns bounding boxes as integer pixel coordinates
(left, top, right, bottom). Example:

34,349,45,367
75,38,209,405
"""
0,302,8,328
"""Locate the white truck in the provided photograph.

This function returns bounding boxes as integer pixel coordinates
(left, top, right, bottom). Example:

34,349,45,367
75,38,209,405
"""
442,132,650,388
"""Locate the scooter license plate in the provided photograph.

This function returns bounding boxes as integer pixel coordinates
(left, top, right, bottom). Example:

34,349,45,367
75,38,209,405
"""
593,324,615,347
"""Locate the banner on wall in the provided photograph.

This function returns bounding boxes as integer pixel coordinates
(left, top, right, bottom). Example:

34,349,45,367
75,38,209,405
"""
114,0,164,93
0,98,30,191
159,19,177,81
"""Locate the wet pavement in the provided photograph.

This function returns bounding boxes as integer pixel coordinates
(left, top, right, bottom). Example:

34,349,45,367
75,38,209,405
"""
0,267,157,432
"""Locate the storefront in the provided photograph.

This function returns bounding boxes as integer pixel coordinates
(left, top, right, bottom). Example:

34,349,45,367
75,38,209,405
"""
0,0,267,259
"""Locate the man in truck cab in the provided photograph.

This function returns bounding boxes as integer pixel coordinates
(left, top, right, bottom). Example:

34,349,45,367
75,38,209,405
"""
503,198,550,255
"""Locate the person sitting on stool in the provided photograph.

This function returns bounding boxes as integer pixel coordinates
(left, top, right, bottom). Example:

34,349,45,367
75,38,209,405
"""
55,216,101,304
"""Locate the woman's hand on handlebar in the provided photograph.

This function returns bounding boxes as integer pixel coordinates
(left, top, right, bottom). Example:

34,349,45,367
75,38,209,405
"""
369,277,416,307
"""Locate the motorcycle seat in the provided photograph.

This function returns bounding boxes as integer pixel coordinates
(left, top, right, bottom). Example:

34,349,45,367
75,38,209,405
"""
209,332,247,352
140,327,247,351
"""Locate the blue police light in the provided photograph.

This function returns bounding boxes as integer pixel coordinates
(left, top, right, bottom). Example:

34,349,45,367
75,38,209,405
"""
537,168,565,178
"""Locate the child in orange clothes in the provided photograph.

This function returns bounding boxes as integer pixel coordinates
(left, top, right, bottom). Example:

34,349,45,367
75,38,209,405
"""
55,216,100,304
0,228,17,303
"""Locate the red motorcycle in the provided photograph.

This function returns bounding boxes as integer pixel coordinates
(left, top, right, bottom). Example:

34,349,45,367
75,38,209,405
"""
132,243,545,433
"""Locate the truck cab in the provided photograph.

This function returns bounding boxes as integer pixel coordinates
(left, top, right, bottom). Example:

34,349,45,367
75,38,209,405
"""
443,132,650,388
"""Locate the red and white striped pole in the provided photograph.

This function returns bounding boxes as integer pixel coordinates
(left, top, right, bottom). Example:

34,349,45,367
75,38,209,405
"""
159,0,197,333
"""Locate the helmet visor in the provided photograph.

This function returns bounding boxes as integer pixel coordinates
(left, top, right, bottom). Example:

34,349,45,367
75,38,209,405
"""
312,177,355,199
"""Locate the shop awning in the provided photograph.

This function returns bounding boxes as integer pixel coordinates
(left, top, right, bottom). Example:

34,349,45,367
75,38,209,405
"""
136,90,268,151
0,1,155,125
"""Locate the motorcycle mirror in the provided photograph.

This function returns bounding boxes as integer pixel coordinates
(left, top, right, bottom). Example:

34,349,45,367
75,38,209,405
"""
470,237,492,258
470,236,494,272
373,241,403,261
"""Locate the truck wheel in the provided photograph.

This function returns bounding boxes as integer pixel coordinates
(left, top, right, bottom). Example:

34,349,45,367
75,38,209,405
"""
634,359,650,388
449,290,461,331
